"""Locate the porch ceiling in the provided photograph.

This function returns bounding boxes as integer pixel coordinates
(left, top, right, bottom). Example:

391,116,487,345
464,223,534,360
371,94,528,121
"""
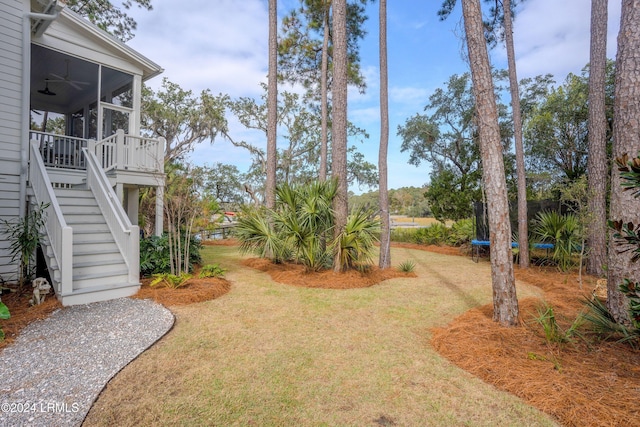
31,45,99,113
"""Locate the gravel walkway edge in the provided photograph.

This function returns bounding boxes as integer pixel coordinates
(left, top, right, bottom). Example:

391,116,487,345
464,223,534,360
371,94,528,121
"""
0,297,175,427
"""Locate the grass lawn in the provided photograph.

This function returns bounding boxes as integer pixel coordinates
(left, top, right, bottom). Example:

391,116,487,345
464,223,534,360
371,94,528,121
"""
84,245,556,426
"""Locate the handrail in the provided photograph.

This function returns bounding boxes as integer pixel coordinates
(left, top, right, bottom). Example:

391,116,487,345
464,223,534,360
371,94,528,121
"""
29,140,73,295
83,147,139,284
30,131,88,170
28,130,164,175
93,133,119,172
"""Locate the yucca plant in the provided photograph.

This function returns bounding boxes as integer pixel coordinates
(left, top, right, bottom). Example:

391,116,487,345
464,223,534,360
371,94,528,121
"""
397,260,416,273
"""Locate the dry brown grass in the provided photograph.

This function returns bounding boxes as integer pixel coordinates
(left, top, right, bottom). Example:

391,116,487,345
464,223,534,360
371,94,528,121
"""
242,257,415,289
84,245,554,426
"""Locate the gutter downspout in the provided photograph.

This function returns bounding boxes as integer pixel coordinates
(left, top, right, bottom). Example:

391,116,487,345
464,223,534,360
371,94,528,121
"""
20,7,60,217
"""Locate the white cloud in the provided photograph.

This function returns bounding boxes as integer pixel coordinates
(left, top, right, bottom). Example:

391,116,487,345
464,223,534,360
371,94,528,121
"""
497,0,621,80
128,0,268,96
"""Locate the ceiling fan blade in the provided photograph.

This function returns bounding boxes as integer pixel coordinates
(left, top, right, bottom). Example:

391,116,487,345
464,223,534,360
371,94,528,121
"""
68,80,83,90
49,73,65,81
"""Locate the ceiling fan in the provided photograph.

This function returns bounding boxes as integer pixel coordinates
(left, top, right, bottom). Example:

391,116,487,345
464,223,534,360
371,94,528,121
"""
48,59,90,90
37,79,56,96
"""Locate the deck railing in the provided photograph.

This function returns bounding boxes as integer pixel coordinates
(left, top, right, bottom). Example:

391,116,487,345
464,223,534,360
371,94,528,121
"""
28,140,73,295
83,147,139,284
30,131,87,170
30,130,165,174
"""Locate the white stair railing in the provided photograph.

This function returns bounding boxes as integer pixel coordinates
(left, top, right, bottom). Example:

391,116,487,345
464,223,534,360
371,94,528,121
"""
83,147,140,284
29,141,73,295
93,133,119,172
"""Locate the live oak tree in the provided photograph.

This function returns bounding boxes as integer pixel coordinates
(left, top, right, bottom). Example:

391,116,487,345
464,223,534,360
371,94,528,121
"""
586,0,608,276
398,72,514,222
378,0,390,269
141,78,228,163
461,0,518,326
524,73,589,182
226,87,376,190
608,0,640,325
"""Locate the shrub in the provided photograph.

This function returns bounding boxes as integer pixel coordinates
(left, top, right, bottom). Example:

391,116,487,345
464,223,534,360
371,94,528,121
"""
532,303,584,344
333,206,380,271
0,300,9,341
397,260,416,273
448,218,474,246
0,203,48,287
533,210,581,271
140,233,201,277
199,264,226,278
236,180,379,272
582,297,640,349
150,273,192,289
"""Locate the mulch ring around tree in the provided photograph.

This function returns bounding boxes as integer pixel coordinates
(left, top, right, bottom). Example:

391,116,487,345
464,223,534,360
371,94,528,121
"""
242,257,416,289
431,266,640,427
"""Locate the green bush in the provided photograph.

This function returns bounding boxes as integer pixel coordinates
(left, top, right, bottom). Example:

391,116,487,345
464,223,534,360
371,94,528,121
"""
389,219,473,247
0,300,9,341
199,264,226,278
397,260,416,273
448,218,474,246
236,180,379,272
140,233,202,277
333,206,380,271
533,210,581,271
533,303,584,344
150,273,192,289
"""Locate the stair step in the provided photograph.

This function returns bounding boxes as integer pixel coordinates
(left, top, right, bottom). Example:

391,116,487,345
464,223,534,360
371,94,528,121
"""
73,241,119,253
58,283,140,306
53,188,93,198
60,206,102,215
68,223,110,233
73,223,111,236
65,216,106,225
73,262,128,277
72,234,114,244
74,272,130,289
73,258,124,269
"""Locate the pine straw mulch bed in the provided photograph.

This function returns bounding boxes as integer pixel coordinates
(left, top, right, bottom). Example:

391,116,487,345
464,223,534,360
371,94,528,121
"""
0,287,62,350
0,268,231,351
132,274,231,307
415,243,640,427
242,257,416,289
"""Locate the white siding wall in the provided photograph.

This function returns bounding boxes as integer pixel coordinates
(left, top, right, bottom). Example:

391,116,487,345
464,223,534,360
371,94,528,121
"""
0,0,24,282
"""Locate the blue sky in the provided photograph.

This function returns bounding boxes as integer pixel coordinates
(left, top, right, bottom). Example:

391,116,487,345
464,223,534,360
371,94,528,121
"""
126,0,622,192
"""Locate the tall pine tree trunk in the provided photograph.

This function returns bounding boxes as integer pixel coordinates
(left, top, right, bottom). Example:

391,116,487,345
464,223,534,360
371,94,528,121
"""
319,1,330,182
378,0,390,269
332,0,349,272
266,0,278,209
608,0,640,324
586,0,608,277
503,0,529,268
462,0,518,326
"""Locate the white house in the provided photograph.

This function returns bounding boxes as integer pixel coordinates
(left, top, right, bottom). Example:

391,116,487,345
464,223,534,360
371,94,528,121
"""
0,0,166,305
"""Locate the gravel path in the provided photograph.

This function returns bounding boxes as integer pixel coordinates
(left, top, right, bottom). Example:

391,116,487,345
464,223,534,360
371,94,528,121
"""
0,298,174,427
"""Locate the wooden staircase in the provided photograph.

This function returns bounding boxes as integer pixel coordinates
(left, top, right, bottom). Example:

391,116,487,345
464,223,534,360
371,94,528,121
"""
39,186,140,305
